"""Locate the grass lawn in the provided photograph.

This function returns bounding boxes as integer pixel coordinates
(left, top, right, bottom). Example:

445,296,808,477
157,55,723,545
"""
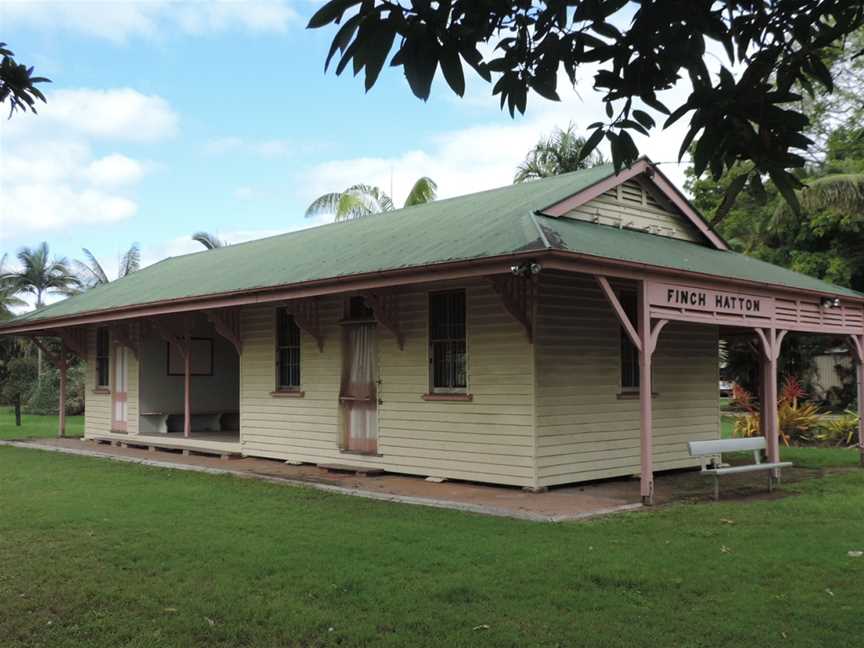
2,417,863,646
0,406,84,441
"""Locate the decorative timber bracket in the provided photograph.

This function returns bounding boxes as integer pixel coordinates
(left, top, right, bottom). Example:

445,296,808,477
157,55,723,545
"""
207,308,242,355
487,274,536,342
283,298,324,352
362,291,404,350
29,336,67,371
110,322,140,359
595,276,668,356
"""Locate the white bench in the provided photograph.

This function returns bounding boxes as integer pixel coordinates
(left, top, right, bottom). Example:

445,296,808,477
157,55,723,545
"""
139,412,227,435
687,437,792,500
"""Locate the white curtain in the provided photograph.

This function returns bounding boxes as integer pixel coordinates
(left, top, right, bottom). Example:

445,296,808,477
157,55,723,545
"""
341,324,378,452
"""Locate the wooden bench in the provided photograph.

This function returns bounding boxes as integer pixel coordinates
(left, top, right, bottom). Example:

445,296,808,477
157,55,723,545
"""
687,437,792,500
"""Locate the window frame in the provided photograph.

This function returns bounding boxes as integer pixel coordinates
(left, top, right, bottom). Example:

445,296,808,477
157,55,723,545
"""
95,327,110,389
618,290,640,393
427,289,468,395
274,308,302,392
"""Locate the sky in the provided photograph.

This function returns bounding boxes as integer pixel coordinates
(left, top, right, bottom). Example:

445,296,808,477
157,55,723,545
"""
0,0,700,290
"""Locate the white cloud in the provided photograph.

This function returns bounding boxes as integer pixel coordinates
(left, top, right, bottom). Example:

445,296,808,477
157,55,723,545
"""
204,136,300,158
303,86,693,210
84,154,146,186
2,88,179,142
0,87,173,239
1,1,300,43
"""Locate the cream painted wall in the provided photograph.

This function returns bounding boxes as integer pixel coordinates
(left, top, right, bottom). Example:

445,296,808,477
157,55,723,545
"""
83,327,139,436
534,272,720,488
239,280,537,487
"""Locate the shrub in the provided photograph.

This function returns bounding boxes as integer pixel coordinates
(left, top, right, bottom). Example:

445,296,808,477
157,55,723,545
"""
23,363,86,416
731,376,824,445
817,411,860,447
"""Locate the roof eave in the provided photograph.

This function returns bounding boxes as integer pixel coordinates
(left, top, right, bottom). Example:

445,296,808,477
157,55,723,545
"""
2,246,860,336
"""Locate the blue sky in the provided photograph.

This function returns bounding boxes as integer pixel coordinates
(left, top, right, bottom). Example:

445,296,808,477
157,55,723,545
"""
1,1,694,284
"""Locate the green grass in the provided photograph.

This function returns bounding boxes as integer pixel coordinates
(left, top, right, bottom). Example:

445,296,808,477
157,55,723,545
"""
2,423,864,646
0,406,84,440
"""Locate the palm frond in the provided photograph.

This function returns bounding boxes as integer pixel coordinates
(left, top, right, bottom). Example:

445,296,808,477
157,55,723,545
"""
78,247,110,285
118,242,141,277
305,192,346,219
192,231,225,249
403,177,438,207
800,174,864,214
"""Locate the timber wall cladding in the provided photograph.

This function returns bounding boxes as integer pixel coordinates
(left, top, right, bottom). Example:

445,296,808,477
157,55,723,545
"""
84,328,140,437
534,272,719,488
84,327,110,437
563,178,701,242
238,281,536,487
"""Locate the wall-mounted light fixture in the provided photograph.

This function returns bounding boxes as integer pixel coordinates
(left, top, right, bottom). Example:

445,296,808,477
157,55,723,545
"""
821,297,841,309
510,262,542,277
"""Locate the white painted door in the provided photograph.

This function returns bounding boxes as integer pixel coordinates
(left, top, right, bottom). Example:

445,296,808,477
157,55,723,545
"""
111,346,128,432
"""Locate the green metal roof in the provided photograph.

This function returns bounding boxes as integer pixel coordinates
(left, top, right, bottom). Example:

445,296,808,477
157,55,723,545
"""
537,215,862,298
5,162,860,328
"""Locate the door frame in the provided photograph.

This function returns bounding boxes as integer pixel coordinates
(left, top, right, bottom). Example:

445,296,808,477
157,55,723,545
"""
339,321,380,454
111,345,128,432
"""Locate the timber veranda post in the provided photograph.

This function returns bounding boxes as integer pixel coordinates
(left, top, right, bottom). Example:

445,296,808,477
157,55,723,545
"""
58,342,67,438
854,334,864,467
184,319,191,439
638,281,655,506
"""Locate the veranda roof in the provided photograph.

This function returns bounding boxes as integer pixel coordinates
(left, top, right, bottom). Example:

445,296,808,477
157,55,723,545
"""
4,161,861,330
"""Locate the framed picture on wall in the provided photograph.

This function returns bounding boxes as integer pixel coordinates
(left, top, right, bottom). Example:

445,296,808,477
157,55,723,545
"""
167,337,214,376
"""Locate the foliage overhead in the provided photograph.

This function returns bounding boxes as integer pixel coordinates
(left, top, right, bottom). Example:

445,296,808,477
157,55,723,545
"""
309,1,864,213
305,176,437,221
0,42,50,118
514,122,607,183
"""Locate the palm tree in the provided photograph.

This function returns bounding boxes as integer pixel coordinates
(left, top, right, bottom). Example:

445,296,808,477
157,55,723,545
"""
0,254,26,320
8,242,79,309
74,243,141,288
192,231,227,250
798,174,864,213
771,173,864,229
7,243,79,376
514,123,608,183
305,176,438,222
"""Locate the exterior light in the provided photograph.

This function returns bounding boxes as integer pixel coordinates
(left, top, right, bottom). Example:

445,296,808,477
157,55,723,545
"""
509,262,542,277
821,297,841,309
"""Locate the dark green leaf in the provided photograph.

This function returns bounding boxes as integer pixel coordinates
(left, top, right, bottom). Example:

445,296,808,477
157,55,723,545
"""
307,0,364,29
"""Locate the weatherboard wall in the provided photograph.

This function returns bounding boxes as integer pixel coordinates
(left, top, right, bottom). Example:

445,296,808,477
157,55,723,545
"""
83,328,139,437
562,179,702,243
238,280,537,487
533,272,719,488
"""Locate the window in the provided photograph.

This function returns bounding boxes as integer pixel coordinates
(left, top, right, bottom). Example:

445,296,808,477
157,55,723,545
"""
276,309,301,390
96,327,110,388
429,291,467,392
619,292,640,390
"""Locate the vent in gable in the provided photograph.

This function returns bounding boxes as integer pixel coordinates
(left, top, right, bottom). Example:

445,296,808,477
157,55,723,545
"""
620,180,644,205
